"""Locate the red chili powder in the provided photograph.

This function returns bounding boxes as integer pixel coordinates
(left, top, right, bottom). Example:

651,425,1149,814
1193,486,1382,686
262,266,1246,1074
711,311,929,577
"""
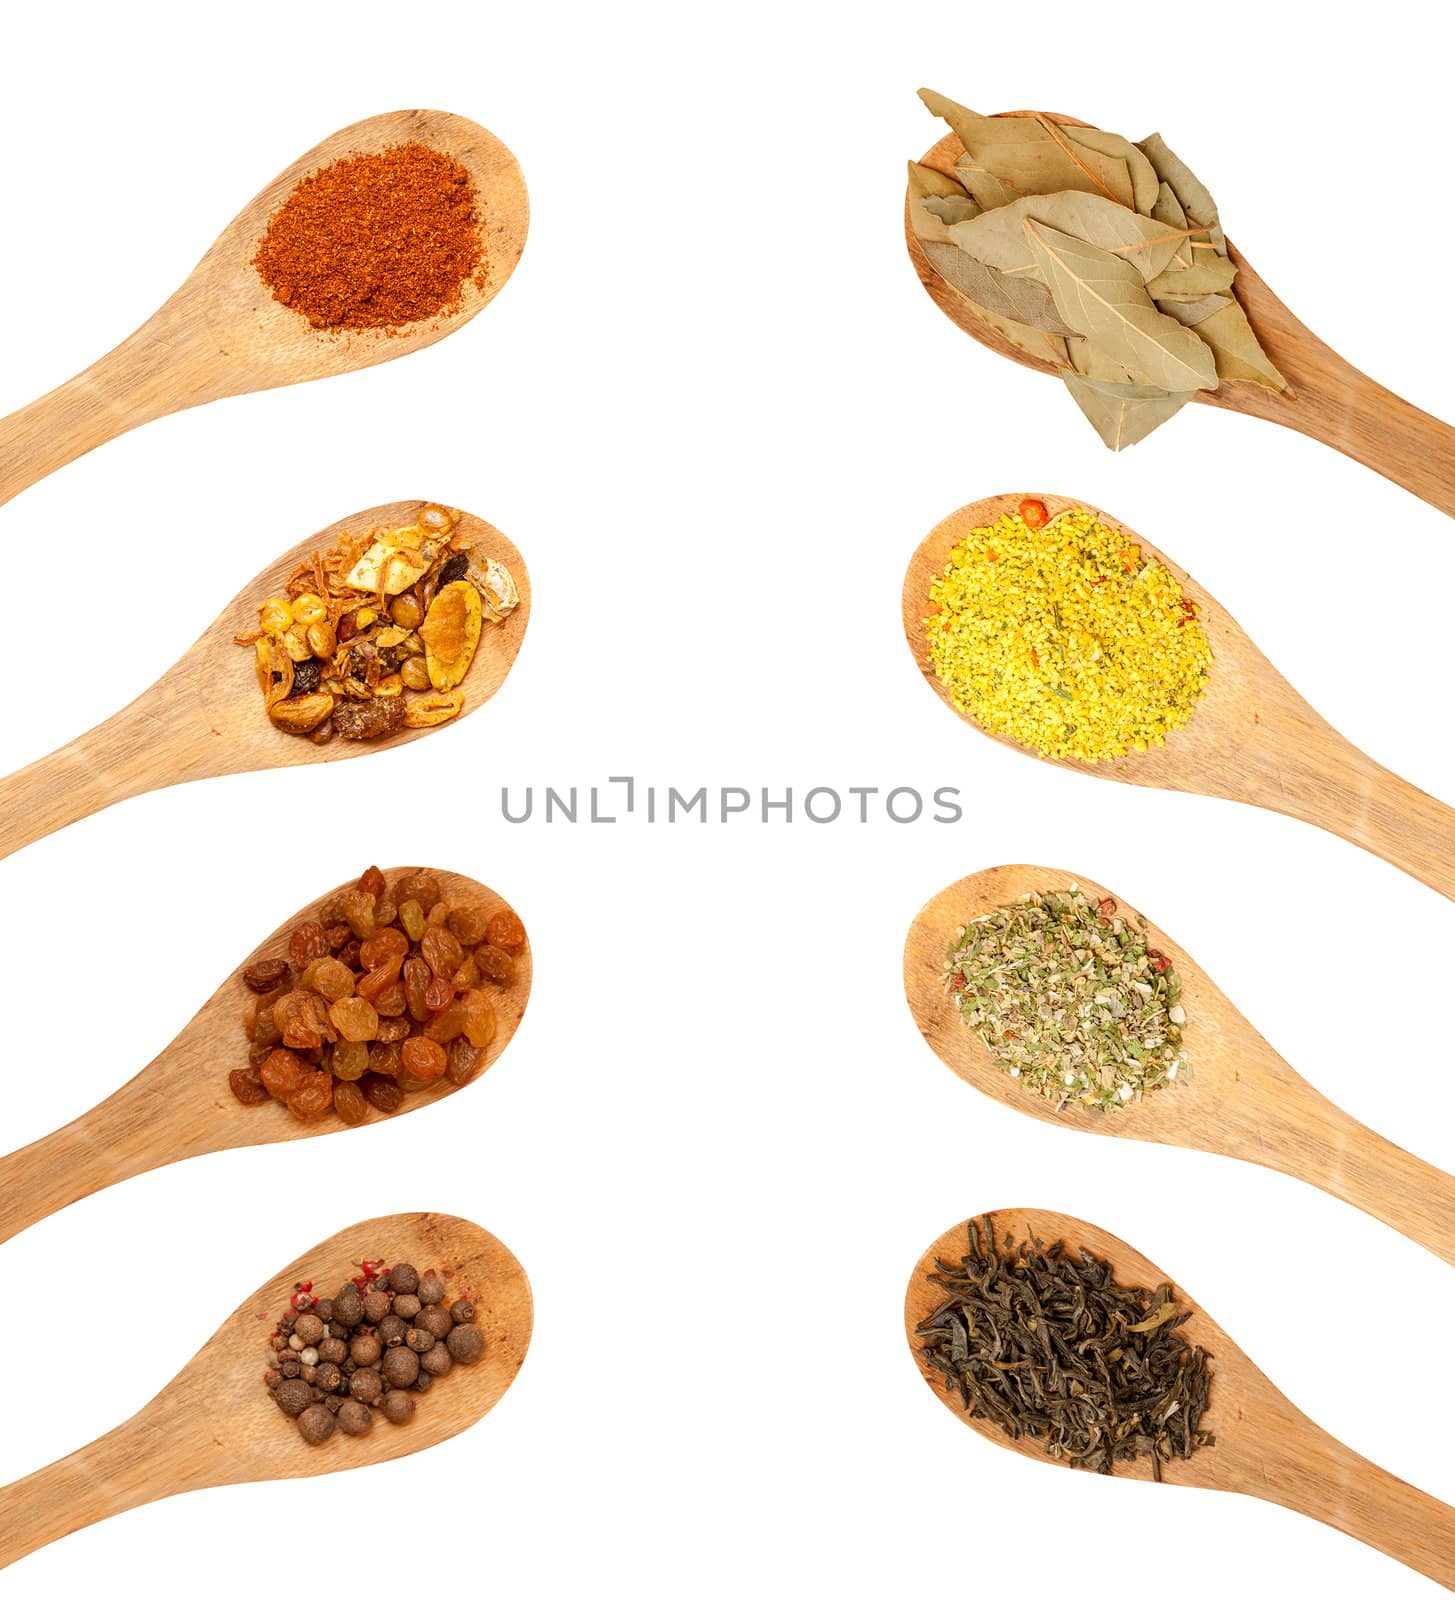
253,142,487,333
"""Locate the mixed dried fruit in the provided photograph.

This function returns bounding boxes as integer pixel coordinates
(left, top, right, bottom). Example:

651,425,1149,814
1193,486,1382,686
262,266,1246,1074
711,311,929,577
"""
231,865,526,1125
265,1258,487,1445
911,91,1284,450
237,505,518,742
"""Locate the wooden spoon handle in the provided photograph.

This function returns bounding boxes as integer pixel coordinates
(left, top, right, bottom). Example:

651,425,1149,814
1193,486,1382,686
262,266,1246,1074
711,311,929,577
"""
1252,1420,1455,1590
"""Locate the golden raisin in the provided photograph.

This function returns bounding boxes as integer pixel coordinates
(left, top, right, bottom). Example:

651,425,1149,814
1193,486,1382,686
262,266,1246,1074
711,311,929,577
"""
401,1036,448,1083
287,1072,334,1120
447,904,490,945
289,921,331,967
260,1048,306,1101
421,928,464,978
486,910,526,955
334,1079,368,1126
302,957,355,1002
395,871,441,911
447,1037,483,1087
331,1039,369,1081
459,989,497,1049
229,1067,269,1105
329,997,380,1043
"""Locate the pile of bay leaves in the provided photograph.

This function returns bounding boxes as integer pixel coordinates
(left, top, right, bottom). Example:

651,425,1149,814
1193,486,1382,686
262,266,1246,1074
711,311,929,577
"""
911,89,1284,450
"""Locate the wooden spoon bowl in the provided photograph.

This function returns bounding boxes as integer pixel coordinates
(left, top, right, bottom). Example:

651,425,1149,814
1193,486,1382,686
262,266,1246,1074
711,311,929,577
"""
0,868,531,1244
910,119,1455,515
906,1209,1455,1588
0,498,530,860
0,110,529,511
903,491,1455,899
904,864,1455,1266
0,1212,532,1570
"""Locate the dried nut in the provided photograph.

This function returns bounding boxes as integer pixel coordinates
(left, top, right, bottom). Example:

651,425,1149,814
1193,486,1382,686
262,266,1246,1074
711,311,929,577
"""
269,692,336,733
419,581,482,690
307,620,336,657
418,504,458,533
400,656,431,691
374,673,404,698
282,624,315,663
259,596,293,634
291,593,327,626
404,689,465,729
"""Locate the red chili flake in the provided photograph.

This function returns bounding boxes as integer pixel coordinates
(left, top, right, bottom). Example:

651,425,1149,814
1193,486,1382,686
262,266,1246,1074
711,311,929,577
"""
1088,575,1108,586
1029,648,1040,669
252,144,488,333
985,549,999,562
1096,897,1117,917
1149,951,1171,975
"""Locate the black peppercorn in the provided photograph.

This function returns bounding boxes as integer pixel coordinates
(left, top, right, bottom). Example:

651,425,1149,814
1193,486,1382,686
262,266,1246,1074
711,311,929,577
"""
421,1343,452,1377
276,1378,313,1417
416,1270,446,1306
392,1293,422,1322
326,1321,347,1342
381,1347,420,1389
381,1390,415,1425
297,1404,336,1445
390,1263,420,1296
281,1360,302,1379
446,1325,485,1365
337,1399,372,1436
449,1296,475,1325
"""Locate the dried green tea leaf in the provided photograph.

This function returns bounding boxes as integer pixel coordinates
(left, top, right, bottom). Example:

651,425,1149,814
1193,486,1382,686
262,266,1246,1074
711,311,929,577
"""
1024,220,1217,392
923,240,1077,334
918,89,1132,207
1125,1299,1186,1334
1191,301,1287,390
1066,125,1160,214
1158,293,1232,327
1063,374,1193,450
948,191,1195,283
1138,133,1227,255
1147,256,1239,298
1150,182,1194,268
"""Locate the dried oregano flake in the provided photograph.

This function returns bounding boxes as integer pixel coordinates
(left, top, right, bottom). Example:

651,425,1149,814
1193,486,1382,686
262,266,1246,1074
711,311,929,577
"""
945,885,1188,1112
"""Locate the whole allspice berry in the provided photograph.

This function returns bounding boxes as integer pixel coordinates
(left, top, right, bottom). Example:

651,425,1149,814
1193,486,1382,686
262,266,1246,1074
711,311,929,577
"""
318,1338,349,1365
421,1343,452,1377
446,1324,485,1365
363,1290,391,1324
392,1293,423,1322
277,1378,313,1416
381,1347,420,1389
416,1304,452,1340
406,1326,435,1354
337,1399,373,1436
350,1333,383,1367
334,1289,365,1328
382,1390,415,1425
390,1262,421,1296
295,1312,326,1346
297,1404,336,1445
417,1270,446,1306
315,1298,335,1323
378,1314,409,1347
316,1363,345,1394
349,1367,383,1405
449,1296,475,1324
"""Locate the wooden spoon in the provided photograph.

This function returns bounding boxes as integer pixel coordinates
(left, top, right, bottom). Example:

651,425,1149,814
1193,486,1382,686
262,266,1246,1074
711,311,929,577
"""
0,499,530,861
910,119,1455,515
906,1209,1455,1589
0,1211,532,1570
0,868,531,1244
0,111,528,512
902,492,1455,900
905,864,1455,1266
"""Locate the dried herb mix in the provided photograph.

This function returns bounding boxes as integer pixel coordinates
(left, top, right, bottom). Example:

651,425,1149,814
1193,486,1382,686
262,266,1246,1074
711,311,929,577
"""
232,865,526,1125
925,503,1211,762
946,886,1188,1112
253,143,487,332
912,91,1284,449
915,1215,1214,1477
266,1258,486,1445
236,505,518,744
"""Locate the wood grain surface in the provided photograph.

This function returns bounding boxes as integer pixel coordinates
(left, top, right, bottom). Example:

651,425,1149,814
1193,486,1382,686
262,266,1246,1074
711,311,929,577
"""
0,499,530,860
906,1209,1455,1589
908,121,1455,518
904,864,1455,1266
0,110,528,511
902,491,1455,900
0,868,531,1244
0,1212,532,1570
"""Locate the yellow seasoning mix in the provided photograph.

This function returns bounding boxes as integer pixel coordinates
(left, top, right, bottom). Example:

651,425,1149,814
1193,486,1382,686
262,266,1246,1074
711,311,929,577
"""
924,502,1211,761
945,886,1189,1113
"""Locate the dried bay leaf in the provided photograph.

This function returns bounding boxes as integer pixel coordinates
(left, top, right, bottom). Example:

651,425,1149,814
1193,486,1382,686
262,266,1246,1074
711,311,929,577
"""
947,191,1195,283
1062,375,1193,451
1151,182,1194,268
1066,126,1160,214
923,240,1077,334
1146,256,1239,298
918,89,1132,207
1024,221,1217,392
908,162,980,244
1157,293,1232,327
1138,133,1227,255
922,195,981,225
971,303,1072,369
1190,301,1287,390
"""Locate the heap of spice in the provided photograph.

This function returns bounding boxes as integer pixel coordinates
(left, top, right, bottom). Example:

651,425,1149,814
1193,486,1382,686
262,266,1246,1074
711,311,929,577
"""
925,501,1211,762
253,143,487,333
231,865,526,1125
266,1258,486,1445
945,886,1188,1112
236,504,517,743
911,91,1284,450
915,1215,1214,1478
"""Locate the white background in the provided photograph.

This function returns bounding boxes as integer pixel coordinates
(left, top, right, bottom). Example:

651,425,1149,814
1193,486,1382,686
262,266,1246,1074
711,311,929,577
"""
3,2,1454,1594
